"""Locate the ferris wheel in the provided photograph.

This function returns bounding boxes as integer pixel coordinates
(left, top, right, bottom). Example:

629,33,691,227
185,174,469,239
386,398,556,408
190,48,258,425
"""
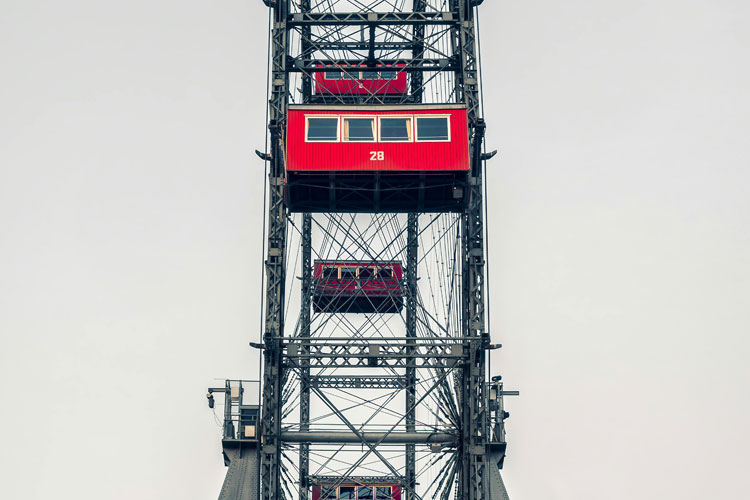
207,1,514,499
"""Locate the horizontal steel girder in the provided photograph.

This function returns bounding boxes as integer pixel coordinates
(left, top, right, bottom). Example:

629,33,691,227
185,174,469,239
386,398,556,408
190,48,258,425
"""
309,375,408,389
307,42,417,51
285,342,466,368
280,431,456,444
311,475,404,486
292,59,454,73
289,12,457,26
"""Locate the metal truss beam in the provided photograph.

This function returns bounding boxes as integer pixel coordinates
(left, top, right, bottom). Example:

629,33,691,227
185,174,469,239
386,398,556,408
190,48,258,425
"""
280,431,456,444
284,341,466,369
453,0,489,496
306,41,417,51
260,0,289,499
311,476,404,486
299,0,312,102
291,59,455,73
298,215,312,500
405,213,418,500
289,12,458,26
309,375,407,389
411,0,427,101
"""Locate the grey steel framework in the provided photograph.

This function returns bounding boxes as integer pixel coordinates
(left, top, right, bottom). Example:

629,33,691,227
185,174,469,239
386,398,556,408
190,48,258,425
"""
211,0,515,499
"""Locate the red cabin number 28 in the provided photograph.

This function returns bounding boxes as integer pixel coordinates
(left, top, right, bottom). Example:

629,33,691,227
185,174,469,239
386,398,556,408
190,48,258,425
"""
369,151,384,161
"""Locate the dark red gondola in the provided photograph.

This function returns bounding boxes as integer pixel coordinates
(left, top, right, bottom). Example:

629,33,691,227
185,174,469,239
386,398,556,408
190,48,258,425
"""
313,261,403,314
314,65,407,98
311,479,402,500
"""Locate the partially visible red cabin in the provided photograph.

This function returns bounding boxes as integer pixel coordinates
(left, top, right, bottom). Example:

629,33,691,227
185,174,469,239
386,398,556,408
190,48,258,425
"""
313,260,403,314
314,65,407,98
285,104,470,212
311,478,402,500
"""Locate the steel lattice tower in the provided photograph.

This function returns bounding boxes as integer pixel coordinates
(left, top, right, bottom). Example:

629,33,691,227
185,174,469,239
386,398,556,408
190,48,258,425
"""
208,1,515,499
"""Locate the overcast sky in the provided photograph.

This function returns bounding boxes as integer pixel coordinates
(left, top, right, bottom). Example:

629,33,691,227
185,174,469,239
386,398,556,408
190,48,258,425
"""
1,1,749,499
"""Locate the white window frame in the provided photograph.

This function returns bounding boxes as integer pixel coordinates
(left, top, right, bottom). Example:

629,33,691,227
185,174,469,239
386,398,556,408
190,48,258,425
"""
414,114,452,143
341,115,377,143
378,116,414,143
305,115,340,143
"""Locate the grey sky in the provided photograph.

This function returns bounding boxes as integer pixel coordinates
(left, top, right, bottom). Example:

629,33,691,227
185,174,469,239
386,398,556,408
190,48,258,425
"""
1,1,749,499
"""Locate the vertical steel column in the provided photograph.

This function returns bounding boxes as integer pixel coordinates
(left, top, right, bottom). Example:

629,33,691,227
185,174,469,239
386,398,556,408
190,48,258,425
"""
454,0,487,498
224,379,234,439
405,213,418,500
407,0,424,490
298,214,312,500
300,0,312,101
260,0,290,499
410,0,426,101
458,0,481,122
298,0,313,496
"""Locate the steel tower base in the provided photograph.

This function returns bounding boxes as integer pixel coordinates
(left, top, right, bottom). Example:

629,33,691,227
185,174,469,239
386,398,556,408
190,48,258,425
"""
488,451,510,500
218,441,259,500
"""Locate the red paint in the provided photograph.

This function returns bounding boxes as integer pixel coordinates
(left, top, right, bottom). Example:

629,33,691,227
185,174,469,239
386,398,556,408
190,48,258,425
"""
314,65,407,96
311,483,402,500
313,261,403,298
286,106,470,172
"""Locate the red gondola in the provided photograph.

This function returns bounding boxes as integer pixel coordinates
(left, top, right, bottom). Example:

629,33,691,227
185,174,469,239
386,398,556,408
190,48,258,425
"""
285,104,470,212
313,260,403,314
314,65,407,98
311,479,402,500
